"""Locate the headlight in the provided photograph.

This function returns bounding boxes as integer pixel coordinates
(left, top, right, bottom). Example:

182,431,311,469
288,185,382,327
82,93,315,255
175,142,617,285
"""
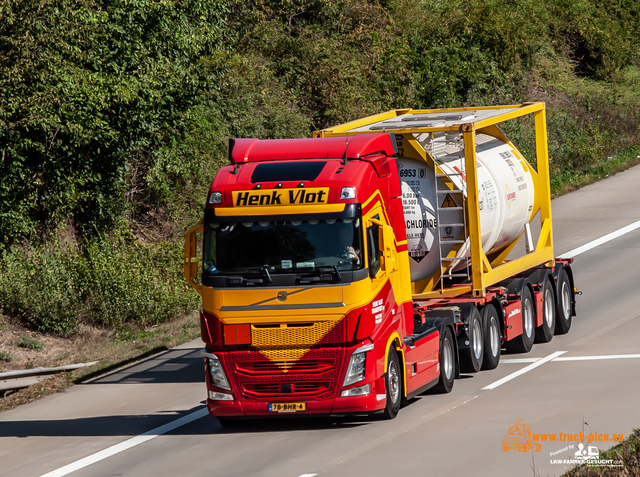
340,187,356,199
201,350,230,390
343,343,374,387
209,191,222,204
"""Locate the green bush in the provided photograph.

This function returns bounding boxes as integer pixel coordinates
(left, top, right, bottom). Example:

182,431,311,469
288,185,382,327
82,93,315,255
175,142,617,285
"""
0,233,199,336
0,351,11,363
0,0,231,243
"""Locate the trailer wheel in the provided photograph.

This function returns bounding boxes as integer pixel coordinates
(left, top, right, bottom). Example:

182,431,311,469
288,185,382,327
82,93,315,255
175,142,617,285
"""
460,307,483,373
506,287,535,353
433,327,455,393
481,304,501,370
555,269,572,335
535,278,556,343
382,348,402,419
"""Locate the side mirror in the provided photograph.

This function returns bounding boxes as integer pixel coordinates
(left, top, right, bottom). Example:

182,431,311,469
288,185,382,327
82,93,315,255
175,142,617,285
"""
184,222,204,290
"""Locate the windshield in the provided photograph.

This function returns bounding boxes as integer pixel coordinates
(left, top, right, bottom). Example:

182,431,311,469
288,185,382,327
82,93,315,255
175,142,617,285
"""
203,218,364,275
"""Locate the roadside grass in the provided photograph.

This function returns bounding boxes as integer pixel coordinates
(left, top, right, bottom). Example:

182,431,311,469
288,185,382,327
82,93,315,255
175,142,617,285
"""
17,336,44,350
564,429,640,476
551,146,640,197
0,233,199,337
0,351,11,362
0,312,201,413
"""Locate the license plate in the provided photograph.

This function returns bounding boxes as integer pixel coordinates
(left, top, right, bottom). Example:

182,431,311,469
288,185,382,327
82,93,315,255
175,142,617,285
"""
268,403,306,412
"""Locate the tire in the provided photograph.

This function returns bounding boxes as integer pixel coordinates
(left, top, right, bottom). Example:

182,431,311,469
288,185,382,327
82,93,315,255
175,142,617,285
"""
382,348,402,419
433,327,455,393
555,269,573,335
535,278,556,343
481,304,501,370
460,307,483,373
506,287,535,353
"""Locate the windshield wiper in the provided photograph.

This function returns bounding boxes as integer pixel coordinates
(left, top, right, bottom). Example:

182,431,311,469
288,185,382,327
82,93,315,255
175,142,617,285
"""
261,265,273,284
316,265,342,282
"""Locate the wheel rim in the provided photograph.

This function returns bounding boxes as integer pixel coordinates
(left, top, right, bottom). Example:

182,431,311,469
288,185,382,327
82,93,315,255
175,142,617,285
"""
561,281,571,319
473,319,483,360
443,338,453,379
524,298,534,337
388,360,399,404
544,289,554,328
490,316,500,357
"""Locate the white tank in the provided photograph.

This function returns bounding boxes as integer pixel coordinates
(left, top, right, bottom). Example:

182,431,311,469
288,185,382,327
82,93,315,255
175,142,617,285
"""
400,133,535,282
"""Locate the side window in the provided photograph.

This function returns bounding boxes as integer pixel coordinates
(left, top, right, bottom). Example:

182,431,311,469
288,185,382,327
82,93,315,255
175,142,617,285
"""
367,222,382,278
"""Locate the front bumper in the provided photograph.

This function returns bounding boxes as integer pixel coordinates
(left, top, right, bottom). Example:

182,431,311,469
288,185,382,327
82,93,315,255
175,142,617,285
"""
204,343,387,417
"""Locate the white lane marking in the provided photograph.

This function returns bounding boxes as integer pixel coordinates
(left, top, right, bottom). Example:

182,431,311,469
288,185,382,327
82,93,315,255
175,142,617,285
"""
555,354,640,361
482,351,566,390
299,474,318,477
500,358,541,364
40,408,208,477
501,354,640,364
560,219,640,258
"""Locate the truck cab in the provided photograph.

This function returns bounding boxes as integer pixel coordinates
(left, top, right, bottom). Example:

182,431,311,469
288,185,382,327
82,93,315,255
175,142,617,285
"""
184,133,443,420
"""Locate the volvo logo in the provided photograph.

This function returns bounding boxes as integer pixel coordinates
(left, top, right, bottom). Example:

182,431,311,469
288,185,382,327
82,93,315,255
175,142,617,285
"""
276,291,287,302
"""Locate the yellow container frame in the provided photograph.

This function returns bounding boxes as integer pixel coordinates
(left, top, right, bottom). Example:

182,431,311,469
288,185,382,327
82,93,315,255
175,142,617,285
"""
315,102,554,299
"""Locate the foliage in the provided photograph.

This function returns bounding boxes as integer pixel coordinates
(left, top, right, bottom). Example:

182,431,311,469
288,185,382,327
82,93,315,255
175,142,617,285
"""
1,0,640,336
0,234,199,336
0,351,11,363
0,0,230,243
17,336,44,350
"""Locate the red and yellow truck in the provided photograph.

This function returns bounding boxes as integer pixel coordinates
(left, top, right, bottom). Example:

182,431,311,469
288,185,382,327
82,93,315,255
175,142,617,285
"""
184,103,576,424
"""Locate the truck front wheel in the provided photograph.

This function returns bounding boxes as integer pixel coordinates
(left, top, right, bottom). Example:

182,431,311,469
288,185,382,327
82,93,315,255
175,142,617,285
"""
382,348,402,419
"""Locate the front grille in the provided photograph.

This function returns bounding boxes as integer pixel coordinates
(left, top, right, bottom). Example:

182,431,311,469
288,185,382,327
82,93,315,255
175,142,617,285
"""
251,320,344,347
235,358,336,375
243,381,330,397
227,348,344,402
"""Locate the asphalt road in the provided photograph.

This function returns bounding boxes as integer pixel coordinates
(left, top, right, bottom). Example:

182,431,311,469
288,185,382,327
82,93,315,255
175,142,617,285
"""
2,165,640,477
